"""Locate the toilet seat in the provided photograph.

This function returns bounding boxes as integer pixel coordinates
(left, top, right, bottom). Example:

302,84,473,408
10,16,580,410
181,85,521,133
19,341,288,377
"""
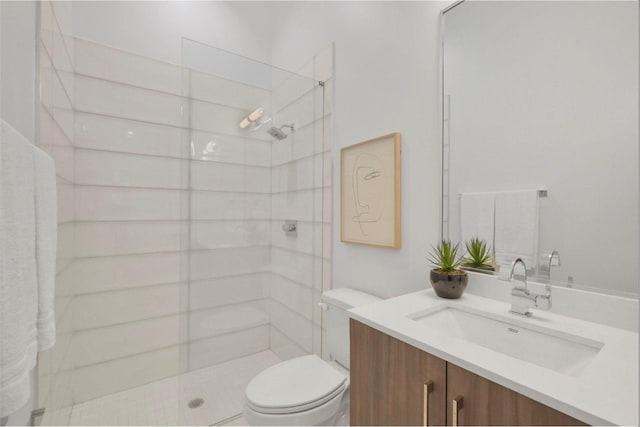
245,355,347,414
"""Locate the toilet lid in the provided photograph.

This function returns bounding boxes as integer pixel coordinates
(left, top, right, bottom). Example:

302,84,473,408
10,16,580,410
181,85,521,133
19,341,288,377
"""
245,355,347,414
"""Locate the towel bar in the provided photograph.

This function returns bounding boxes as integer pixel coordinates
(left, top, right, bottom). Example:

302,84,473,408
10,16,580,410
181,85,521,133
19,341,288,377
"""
458,189,547,198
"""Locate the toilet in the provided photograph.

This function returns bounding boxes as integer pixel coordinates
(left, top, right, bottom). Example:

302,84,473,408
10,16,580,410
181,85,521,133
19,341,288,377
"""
243,288,381,426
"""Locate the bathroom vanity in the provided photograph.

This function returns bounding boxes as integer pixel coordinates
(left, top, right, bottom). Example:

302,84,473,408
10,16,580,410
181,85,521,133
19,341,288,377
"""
348,291,638,426
350,320,584,426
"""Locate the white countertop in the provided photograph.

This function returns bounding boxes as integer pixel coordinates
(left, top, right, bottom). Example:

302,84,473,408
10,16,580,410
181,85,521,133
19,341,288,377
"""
349,290,639,426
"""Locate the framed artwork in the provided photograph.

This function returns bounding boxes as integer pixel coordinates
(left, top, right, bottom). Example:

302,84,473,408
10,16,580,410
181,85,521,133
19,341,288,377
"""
340,132,401,248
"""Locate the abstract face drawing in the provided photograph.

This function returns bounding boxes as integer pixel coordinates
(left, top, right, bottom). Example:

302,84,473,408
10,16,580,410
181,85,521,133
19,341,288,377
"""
352,153,384,236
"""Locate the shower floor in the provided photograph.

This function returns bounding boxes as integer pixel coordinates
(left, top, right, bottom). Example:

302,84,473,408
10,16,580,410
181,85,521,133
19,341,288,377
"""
68,351,281,426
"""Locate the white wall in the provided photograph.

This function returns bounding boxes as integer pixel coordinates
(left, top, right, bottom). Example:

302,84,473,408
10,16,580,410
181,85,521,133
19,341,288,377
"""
0,0,2,116
270,2,451,298
71,1,288,66
0,0,36,142
0,3,37,425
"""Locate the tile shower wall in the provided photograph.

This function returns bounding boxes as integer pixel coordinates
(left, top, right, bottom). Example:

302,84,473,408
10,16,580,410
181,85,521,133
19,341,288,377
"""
68,38,187,404
268,45,334,361
184,68,273,371
63,39,284,403
37,33,334,414
37,1,76,424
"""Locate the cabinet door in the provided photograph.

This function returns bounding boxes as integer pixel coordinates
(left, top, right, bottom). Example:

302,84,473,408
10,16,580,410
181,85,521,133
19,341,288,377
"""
446,363,588,426
350,320,447,426
387,335,447,426
350,319,391,425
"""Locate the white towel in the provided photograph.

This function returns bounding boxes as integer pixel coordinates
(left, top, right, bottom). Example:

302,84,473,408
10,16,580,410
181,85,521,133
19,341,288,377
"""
34,149,57,351
494,190,539,269
460,192,495,249
0,121,39,417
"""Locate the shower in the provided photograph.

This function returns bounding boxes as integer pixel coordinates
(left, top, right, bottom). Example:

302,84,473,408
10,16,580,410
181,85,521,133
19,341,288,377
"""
31,28,330,426
267,124,294,140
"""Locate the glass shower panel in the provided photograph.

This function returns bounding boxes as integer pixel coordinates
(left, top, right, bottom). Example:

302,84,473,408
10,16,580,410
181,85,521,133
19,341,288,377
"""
179,38,324,425
37,34,188,425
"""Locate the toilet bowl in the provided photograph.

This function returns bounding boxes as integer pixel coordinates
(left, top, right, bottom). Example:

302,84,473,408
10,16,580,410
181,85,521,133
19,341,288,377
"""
243,288,381,426
243,355,349,426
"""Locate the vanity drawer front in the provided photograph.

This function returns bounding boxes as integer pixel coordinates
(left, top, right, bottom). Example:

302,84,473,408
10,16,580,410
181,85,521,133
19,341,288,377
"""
446,363,588,426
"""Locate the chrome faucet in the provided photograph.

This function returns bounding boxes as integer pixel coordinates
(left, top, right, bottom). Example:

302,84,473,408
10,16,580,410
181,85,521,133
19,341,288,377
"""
509,258,552,317
538,250,561,280
547,250,560,280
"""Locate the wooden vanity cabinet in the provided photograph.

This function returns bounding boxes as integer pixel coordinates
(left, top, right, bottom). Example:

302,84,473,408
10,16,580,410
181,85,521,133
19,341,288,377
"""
350,320,587,426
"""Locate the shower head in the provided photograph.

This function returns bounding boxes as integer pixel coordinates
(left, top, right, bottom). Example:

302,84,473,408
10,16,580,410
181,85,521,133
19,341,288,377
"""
267,127,288,140
267,124,294,140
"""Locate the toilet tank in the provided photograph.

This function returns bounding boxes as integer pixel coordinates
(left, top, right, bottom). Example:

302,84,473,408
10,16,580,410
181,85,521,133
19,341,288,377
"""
322,288,381,369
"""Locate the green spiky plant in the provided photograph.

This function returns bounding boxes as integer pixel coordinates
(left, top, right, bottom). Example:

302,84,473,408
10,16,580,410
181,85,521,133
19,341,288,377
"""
463,237,493,270
428,240,465,274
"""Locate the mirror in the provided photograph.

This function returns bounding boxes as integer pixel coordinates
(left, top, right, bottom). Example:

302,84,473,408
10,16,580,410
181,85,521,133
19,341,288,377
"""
441,1,638,296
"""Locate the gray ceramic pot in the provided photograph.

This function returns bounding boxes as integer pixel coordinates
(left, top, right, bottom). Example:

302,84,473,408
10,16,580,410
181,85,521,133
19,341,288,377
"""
429,269,468,299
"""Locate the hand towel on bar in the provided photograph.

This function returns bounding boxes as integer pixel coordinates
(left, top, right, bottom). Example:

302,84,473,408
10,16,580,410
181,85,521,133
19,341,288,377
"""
0,120,39,417
494,190,539,268
34,148,57,351
460,192,495,248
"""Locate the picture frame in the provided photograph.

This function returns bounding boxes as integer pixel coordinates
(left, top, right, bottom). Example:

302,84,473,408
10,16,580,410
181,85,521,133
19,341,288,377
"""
340,132,401,248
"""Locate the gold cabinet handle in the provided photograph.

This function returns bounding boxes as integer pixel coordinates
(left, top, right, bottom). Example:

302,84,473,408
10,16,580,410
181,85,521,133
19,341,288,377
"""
422,381,434,426
452,395,464,426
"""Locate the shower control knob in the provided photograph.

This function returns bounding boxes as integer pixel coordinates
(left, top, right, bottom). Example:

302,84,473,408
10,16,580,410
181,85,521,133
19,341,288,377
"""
282,223,297,232
282,220,298,237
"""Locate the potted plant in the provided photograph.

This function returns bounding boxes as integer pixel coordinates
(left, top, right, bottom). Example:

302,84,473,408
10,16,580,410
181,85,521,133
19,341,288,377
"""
463,237,495,272
428,240,468,299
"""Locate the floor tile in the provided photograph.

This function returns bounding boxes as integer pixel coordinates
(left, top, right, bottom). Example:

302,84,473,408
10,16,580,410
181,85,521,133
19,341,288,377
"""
67,351,280,426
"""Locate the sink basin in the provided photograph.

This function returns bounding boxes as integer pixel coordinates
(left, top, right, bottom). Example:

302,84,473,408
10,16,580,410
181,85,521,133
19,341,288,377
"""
409,307,603,376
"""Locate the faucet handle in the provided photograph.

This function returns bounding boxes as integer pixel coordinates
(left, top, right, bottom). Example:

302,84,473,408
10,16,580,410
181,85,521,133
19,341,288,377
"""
533,284,552,310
